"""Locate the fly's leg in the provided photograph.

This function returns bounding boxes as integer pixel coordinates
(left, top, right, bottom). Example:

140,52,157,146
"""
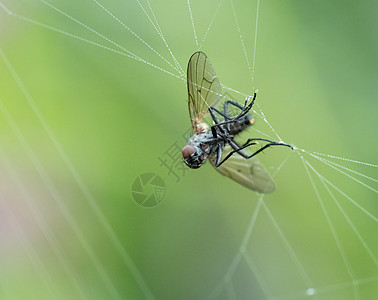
228,138,250,158
215,141,256,167
233,89,257,120
215,138,293,167
240,138,292,147
223,100,243,132
211,90,258,130
209,90,257,138
214,145,223,166
208,107,228,138
224,100,244,118
209,107,228,121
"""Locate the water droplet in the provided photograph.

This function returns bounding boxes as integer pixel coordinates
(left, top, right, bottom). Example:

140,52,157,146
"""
306,288,315,296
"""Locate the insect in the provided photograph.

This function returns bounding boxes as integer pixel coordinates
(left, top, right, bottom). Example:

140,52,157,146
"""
182,51,293,193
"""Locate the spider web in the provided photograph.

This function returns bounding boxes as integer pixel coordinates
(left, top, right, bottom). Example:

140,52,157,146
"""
0,0,377,299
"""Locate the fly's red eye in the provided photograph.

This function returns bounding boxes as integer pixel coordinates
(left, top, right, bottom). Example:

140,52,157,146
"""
182,145,196,159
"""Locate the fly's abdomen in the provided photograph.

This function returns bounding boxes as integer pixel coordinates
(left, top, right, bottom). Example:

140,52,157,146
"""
227,114,255,135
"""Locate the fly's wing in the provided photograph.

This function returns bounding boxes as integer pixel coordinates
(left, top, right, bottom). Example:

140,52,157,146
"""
209,147,276,194
187,51,222,132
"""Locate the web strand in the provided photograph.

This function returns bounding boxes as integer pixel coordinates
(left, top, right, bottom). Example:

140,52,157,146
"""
230,0,254,86
1,1,377,299
297,153,378,267
0,50,156,300
310,151,378,168
300,149,377,193
135,0,185,76
199,0,222,50
299,154,360,299
0,193,60,300
251,0,261,89
0,98,124,300
0,7,184,81
0,2,265,103
207,155,306,300
262,201,315,291
40,0,139,60
0,148,89,300
243,252,273,299
308,153,378,183
90,0,184,77
304,158,378,223
187,0,199,47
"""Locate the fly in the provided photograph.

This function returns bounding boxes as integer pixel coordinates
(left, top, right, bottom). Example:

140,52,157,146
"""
182,51,293,193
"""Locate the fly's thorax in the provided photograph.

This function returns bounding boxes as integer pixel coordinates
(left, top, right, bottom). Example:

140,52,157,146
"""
188,130,213,145
226,114,255,136
187,130,215,158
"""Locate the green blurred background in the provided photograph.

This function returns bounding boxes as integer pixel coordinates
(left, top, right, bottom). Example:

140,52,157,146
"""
0,0,377,299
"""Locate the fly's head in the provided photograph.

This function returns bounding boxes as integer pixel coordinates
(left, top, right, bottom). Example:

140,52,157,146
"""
182,145,204,169
182,130,213,169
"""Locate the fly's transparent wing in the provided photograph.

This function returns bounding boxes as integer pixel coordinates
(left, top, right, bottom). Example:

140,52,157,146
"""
209,147,276,194
187,51,222,132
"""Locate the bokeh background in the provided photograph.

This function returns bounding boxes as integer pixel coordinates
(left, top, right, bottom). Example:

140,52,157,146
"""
0,0,377,299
